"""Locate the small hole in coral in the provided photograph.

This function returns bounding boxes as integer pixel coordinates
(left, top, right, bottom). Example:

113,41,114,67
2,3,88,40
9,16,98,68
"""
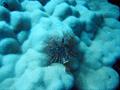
39,0,50,6
3,2,9,8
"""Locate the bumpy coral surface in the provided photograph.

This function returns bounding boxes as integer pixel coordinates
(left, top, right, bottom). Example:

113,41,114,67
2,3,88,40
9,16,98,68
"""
0,0,120,90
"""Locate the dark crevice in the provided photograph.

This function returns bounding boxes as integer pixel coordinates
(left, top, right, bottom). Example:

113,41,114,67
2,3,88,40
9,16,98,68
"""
3,2,9,9
108,0,120,21
71,86,79,90
39,0,50,6
108,0,120,7
113,57,120,75
112,57,120,90
118,16,120,21
118,15,120,21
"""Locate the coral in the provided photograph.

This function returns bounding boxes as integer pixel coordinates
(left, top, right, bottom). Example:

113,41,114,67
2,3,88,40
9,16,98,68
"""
0,0,120,90
0,6,10,23
0,38,20,54
0,0,22,11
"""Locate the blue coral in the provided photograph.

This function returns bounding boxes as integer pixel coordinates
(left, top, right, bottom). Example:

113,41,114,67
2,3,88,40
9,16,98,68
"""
0,0,120,90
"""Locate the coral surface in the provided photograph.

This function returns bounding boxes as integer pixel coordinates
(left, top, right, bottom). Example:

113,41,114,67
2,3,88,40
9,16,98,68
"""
0,0,120,90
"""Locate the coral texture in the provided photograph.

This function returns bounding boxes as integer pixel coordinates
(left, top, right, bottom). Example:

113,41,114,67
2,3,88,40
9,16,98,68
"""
0,0,120,90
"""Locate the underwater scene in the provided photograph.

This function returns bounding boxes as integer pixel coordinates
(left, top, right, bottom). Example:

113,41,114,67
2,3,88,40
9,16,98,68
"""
0,0,120,90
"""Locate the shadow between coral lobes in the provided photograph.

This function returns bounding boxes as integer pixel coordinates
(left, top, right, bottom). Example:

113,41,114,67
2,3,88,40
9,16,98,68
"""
112,57,120,90
108,0,120,7
72,1,120,89
108,0,120,21
107,1,120,89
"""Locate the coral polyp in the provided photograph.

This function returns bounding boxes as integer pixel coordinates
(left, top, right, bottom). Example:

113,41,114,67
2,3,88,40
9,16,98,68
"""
44,34,79,64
